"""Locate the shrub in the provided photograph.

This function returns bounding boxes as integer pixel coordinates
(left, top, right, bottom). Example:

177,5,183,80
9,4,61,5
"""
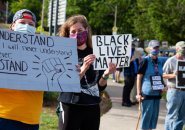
43,92,59,106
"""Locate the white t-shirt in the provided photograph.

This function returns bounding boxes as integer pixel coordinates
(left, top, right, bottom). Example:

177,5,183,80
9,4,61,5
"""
163,55,177,87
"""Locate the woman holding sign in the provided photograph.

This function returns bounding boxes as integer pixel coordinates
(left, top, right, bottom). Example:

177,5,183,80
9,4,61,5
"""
57,15,116,130
136,40,166,130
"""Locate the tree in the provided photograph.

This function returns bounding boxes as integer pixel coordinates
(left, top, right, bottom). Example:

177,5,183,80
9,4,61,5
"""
10,0,42,24
132,0,185,45
89,0,135,35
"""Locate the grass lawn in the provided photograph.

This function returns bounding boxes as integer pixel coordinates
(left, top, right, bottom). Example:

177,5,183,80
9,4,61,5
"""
40,107,58,130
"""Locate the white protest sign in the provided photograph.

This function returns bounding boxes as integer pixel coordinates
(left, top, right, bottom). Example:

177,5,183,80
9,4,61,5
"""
176,60,185,89
0,29,80,92
92,34,132,70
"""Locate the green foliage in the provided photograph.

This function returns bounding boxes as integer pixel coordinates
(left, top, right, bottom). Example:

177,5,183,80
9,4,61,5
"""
10,0,42,25
44,92,59,102
132,0,185,45
6,0,185,46
36,25,49,35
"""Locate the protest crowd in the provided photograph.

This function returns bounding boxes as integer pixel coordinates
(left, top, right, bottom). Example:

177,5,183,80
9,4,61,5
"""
0,6,185,130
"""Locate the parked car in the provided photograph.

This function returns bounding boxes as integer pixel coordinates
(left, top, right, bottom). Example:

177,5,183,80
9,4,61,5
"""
159,49,176,57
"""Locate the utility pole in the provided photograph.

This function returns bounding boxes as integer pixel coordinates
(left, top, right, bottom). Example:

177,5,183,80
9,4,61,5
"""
112,5,117,35
54,0,59,36
49,0,54,36
5,1,9,24
41,0,45,33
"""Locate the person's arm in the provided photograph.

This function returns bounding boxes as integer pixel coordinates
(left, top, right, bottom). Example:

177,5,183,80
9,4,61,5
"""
135,58,147,102
98,63,116,87
162,59,176,79
136,74,144,102
80,54,95,79
163,73,176,79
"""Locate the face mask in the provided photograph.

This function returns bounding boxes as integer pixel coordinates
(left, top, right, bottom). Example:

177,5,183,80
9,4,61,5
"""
150,49,159,56
178,49,185,56
14,23,36,34
69,31,88,46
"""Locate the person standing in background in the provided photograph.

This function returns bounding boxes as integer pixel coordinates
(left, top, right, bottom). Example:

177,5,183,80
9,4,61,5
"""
136,40,166,130
130,48,144,104
0,9,43,130
163,41,185,130
122,43,139,107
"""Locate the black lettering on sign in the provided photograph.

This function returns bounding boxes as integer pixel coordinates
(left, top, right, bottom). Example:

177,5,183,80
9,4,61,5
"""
0,52,12,59
123,35,129,45
102,57,108,68
117,46,122,56
110,36,116,46
8,44,18,50
0,59,28,73
122,45,127,55
96,36,103,46
119,56,129,67
22,34,28,43
107,56,130,67
95,57,102,68
99,47,105,56
117,35,123,45
22,46,37,52
95,57,108,68
110,46,117,55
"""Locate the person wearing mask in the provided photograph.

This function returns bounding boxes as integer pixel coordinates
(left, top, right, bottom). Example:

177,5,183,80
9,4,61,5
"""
0,9,43,130
57,15,116,130
122,43,139,107
163,41,185,130
136,40,166,130
130,48,144,104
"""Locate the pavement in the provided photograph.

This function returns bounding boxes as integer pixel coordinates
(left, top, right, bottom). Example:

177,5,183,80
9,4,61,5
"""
100,80,167,130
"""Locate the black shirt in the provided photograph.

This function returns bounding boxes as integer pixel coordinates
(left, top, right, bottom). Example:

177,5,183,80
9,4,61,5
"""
58,47,106,105
138,56,158,75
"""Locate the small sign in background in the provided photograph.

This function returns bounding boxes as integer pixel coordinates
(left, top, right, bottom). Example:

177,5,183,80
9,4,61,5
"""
176,60,185,88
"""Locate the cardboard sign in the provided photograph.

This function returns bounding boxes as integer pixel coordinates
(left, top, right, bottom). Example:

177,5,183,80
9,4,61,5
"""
150,75,164,90
92,34,132,70
176,60,185,88
0,29,81,92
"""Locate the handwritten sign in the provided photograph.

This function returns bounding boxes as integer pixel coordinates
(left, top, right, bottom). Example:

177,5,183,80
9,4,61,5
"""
0,29,80,92
150,75,164,90
176,60,185,88
92,34,132,70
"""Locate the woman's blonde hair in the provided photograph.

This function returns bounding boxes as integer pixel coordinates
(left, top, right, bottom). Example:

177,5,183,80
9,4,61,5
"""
58,15,92,48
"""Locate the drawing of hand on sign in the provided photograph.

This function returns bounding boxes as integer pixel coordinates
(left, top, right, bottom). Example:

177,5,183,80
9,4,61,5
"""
42,58,66,91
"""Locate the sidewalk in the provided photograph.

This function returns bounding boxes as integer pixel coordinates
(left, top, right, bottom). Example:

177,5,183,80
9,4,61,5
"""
100,80,167,130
